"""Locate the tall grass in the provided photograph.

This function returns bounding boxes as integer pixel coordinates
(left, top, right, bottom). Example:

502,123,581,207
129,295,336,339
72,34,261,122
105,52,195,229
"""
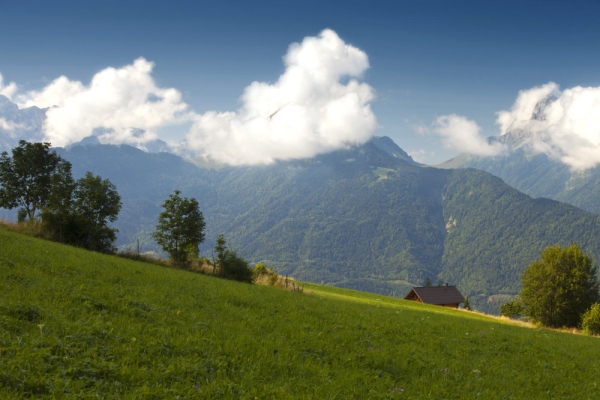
1,225,599,398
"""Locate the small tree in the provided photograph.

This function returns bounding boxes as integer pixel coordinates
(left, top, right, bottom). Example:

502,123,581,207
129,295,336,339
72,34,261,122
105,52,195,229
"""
463,295,471,311
424,276,432,287
153,190,205,266
582,303,600,335
520,243,600,328
214,234,252,283
0,141,67,221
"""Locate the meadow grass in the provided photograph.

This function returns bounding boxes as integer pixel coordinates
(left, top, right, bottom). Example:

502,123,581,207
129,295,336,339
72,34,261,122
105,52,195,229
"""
1,226,599,399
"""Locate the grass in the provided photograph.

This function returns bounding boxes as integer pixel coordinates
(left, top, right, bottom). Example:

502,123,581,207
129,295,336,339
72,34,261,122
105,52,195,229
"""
1,225,600,399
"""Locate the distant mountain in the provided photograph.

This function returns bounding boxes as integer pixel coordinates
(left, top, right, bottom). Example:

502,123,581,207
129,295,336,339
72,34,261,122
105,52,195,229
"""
52,137,600,314
0,96,172,155
438,118,600,215
0,95,47,152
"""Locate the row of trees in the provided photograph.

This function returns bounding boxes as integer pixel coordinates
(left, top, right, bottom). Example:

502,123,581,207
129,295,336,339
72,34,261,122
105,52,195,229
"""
0,141,251,281
501,243,600,334
0,141,121,252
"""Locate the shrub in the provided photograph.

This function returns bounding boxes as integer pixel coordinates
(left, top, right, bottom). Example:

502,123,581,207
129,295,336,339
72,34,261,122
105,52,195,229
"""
221,250,253,283
500,298,524,319
582,303,600,335
253,263,267,280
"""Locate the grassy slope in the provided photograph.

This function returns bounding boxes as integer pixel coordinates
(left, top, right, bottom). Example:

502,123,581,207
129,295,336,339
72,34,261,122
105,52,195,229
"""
1,227,600,399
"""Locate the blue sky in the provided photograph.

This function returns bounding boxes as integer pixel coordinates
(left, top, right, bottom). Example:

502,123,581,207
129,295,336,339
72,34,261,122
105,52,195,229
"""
2,0,600,164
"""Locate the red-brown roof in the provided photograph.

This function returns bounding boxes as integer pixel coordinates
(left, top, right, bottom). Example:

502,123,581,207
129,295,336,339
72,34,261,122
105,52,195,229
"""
404,285,465,305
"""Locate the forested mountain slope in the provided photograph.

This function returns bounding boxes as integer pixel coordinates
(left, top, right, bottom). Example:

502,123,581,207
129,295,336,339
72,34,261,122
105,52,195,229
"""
54,138,600,313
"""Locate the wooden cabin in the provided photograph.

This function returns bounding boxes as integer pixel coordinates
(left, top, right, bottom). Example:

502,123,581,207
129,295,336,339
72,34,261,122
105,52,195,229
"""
404,285,465,308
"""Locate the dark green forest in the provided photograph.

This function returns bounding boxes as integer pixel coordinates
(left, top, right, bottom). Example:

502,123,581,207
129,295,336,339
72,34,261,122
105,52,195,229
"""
50,138,600,314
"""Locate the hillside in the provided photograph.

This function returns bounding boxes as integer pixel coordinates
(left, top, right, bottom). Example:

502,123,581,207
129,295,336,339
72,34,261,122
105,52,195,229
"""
50,138,600,314
1,226,600,398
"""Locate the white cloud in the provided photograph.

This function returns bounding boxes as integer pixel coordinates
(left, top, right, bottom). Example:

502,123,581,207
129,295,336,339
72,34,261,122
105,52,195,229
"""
497,82,600,169
15,58,189,148
0,118,25,134
408,149,430,163
496,82,559,136
431,114,506,156
3,30,376,164
184,29,377,165
0,73,18,99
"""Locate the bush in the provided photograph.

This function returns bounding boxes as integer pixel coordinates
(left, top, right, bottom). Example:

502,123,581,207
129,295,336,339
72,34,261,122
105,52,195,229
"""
582,303,600,335
500,298,524,319
220,250,253,283
253,263,267,280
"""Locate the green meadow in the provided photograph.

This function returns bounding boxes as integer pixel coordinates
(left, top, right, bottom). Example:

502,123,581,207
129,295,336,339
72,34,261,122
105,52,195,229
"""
1,225,600,399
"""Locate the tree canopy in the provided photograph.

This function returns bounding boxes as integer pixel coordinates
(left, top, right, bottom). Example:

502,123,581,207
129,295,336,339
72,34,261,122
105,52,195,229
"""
73,172,122,252
520,243,600,328
153,190,205,266
0,140,67,221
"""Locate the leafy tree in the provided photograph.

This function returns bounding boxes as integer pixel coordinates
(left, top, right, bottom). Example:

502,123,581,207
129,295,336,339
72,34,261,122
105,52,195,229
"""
153,190,205,266
582,303,600,335
0,141,67,221
73,172,122,252
499,298,523,319
40,162,77,242
520,243,600,328
41,169,121,252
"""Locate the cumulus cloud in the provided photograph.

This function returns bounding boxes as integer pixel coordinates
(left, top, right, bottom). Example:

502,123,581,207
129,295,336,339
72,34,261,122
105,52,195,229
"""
497,82,600,169
430,114,506,156
15,58,189,149
0,74,18,99
184,29,377,165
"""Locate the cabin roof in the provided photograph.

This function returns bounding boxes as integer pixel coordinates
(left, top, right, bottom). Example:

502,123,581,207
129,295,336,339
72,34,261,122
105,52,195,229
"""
404,285,465,305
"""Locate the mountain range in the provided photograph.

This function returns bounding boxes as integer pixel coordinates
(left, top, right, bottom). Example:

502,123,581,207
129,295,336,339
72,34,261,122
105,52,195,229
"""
52,137,600,314
439,105,600,215
3,95,600,314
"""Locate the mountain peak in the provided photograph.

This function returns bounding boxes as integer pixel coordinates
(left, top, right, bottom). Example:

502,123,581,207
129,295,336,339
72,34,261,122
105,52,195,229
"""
368,136,418,165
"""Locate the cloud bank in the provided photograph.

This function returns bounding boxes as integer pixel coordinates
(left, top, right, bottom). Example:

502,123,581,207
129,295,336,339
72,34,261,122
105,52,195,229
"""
1,29,376,164
431,114,505,156
429,81,600,170
497,82,600,169
14,58,189,150
184,29,377,164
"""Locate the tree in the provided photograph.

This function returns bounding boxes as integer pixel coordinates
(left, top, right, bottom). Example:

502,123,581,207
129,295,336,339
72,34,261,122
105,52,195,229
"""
0,141,67,221
73,172,122,252
520,243,600,328
463,295,471,311
153,190,205,266
40,169,121,252
40,162,77,242
213,234,252,283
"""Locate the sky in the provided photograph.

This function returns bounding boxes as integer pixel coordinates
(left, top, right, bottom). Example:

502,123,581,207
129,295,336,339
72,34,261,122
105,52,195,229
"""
1,0,600,165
